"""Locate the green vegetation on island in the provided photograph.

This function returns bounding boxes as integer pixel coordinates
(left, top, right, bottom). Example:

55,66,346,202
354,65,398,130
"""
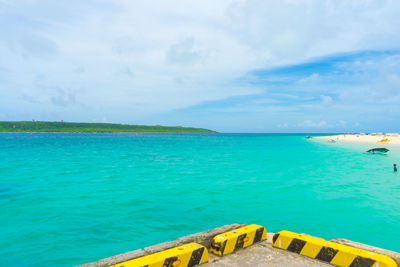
0,121,216,133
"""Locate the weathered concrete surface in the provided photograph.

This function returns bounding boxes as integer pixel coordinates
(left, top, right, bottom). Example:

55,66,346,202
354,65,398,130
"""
77,224,245,267
143,224,246,254
204,234,400,267
83,249,146,267
331,238,400,266
175,224,246,249
204,233,331,267
77,225,400,267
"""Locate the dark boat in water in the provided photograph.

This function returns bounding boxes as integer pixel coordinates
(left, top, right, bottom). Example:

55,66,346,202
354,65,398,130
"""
366,148,389,154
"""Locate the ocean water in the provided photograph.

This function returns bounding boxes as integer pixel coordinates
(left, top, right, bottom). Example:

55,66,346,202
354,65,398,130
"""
0,133,399,266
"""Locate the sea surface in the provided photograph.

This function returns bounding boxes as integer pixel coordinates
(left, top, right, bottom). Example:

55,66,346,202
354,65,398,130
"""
0,133,399,266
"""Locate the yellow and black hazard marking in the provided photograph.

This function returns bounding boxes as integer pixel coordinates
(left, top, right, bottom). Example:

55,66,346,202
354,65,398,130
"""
210,224,267,256
112,242,208,267
272,231,398,267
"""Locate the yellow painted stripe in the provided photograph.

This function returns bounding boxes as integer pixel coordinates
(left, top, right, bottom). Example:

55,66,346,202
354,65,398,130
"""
113,242,208,267
210,224,267,256
272,231,397,267
300,241,323,259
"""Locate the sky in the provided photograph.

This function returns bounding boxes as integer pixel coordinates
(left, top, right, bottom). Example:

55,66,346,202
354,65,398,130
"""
1,0,400,132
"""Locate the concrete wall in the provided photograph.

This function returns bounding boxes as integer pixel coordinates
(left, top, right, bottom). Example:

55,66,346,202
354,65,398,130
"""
77,225,400,267
330,238,400,266
77,223,246,267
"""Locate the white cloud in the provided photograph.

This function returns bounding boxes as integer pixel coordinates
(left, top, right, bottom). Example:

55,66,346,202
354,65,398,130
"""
0,0,400,129
297,73,320,84
321,95,333,105
328,55,400,117
166,37,202,65
338,120,347,127
298,120,329,128
278,123,289,128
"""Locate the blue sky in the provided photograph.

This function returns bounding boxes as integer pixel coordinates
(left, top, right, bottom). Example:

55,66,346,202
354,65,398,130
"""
1,0,400,132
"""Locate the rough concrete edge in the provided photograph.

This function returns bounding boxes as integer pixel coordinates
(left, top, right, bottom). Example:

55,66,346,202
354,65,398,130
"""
173,223,247,249
143,223,247,254
78,249,147,267
330,238,400,266
76,223,246,267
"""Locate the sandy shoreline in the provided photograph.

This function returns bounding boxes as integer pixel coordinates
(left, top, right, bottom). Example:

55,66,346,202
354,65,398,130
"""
314,133,400,145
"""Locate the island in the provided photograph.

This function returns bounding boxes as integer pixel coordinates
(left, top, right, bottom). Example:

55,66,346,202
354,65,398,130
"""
0,121,216,133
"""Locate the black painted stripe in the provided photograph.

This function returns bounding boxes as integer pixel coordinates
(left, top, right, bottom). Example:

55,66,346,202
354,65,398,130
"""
287,238,306,254
272,233,280,244
188,247,204,267
253,227,264,244
315,246,338,262
220,240,227,256
234,234,247,251
162,256,178,267
349,256,375,267
211,239,227,256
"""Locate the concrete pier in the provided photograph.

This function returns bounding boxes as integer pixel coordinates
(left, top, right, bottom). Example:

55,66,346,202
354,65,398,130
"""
205,232,331,267
78,224,400,267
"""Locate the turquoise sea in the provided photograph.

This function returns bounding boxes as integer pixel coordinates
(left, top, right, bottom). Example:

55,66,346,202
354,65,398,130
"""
1,133,399,266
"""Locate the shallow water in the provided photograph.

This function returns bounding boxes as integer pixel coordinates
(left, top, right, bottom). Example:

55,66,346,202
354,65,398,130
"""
0,133,399,266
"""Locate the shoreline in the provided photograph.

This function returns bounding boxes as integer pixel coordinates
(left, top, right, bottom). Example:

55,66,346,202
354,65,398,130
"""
313,133,400,145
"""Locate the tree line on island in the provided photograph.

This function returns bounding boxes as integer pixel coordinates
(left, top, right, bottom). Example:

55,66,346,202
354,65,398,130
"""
0,121,216,133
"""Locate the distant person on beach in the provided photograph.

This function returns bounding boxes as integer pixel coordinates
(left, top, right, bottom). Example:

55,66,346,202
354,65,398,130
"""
395,164,397,172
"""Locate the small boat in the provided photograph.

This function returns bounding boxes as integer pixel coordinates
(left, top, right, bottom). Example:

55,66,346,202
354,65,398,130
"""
377,138,389,143
328,139,336,143
305,136,312,139
366,148,389,154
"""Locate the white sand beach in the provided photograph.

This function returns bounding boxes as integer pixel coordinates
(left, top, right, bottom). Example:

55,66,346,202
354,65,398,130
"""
314,133,400,145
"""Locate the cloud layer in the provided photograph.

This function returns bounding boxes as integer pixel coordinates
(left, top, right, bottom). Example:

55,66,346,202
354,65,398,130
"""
1,0,400,132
